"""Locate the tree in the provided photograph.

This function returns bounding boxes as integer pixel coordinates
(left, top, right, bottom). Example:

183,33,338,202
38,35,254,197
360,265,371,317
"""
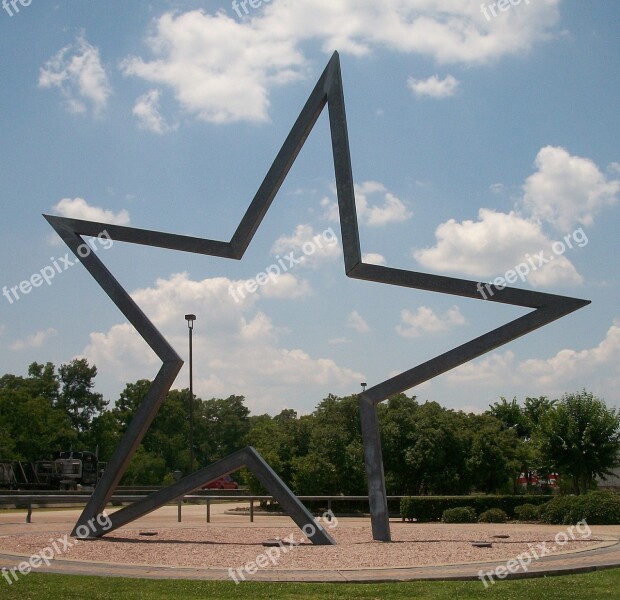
466,414,522,494
57,359,107,433
0,380,76,461
381,396,471,495
27,362,59,404
488,397,530,439
536,390,620,494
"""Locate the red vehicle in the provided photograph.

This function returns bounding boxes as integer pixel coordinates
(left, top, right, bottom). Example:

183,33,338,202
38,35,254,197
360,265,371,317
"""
203,475,239,490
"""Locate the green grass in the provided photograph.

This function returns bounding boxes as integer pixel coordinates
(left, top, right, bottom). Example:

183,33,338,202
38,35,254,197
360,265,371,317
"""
1,570,619,599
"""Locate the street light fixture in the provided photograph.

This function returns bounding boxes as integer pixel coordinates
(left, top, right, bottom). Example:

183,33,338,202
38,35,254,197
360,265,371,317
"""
361,382,367,392
185,314,196,473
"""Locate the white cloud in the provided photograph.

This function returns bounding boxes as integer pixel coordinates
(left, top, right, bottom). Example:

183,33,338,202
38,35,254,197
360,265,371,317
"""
396,306,466,338
448,351,517,385
447,323,620,404
53,198,130,226
518,322,620,387
11,329,58,351
121,11,305,124
412,147,619,289
413,209,583,287
347,310,370,334
523,146,620,232
408,74,459,99
39,35,111,116
323,181,412,227
257,273,312,300
133,89,178,134
271,224,341,269
121,3,560,124
82,273,362,412
362,253,387,266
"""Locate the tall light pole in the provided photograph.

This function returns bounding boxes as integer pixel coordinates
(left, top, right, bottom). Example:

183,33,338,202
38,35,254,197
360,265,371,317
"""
185,314,196,473
361,382,367,393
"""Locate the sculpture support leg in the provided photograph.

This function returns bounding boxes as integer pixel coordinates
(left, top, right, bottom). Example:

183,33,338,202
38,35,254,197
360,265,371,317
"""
359,395,391,542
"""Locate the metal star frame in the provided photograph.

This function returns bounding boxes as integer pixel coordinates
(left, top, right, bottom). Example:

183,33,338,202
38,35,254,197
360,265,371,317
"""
45,52,589,544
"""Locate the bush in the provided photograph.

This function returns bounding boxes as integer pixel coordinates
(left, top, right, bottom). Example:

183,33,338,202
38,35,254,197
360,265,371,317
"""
400,495,552,522
539,491,620,525
514,503,540,521
441,507,477,523
478,508,508,523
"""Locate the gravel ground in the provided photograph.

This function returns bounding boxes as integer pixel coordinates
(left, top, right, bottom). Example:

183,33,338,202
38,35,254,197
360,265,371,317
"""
0,523,607,570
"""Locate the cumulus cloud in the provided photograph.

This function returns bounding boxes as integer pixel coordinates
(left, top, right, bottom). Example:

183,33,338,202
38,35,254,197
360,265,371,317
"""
413,209,583,287
396,306,466,338
120,2,560,124
323,181,412,227
81,273,362,412
448,351,517,385
120,11,305,124
447,323,620,402
271,224,341,269
133,89,178,134
408,74,460,99
347,310,370,333
518,322,620,387
39,35,111,116
522,146,620,232
412,146,620,288
11,329,58,351
362,253,387,266
258,273,312,300
53,198,130,226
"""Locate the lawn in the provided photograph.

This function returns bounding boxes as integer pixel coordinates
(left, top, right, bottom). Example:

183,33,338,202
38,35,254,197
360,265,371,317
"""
1,570,619,600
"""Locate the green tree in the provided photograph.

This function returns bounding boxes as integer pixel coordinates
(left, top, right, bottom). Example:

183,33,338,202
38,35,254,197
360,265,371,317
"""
122,446,168,485
536,390,620,494
381,396,471,495
488,397,530,439
0,376,76,461
466,414,522,494
27,362,59,404
57,359,107,433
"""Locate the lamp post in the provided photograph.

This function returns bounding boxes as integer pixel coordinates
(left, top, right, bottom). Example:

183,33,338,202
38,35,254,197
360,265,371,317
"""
361,382,367,393
185,314,196,473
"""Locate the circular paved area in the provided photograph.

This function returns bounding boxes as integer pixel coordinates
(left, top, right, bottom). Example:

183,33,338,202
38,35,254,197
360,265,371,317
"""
1,504,619,582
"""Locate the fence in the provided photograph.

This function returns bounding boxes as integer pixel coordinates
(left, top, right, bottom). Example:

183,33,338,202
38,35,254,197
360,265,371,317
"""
0,494,406,524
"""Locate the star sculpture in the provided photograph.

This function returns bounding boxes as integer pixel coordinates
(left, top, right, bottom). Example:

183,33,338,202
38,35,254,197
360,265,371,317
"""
46,52,589,544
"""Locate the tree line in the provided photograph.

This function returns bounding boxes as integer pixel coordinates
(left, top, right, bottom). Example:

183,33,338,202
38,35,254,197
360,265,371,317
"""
1,360,618,495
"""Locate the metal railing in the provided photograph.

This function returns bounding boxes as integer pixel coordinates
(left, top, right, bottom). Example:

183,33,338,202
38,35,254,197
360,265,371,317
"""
0,494,405,524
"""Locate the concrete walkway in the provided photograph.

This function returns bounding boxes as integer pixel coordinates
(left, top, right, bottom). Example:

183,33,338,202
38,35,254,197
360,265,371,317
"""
1,505,619,583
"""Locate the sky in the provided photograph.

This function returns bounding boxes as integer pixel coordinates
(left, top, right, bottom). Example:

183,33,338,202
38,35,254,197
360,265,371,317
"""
0,0,618,417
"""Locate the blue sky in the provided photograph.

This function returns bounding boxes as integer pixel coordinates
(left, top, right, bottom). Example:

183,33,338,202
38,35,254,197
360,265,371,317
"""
1,0,618,415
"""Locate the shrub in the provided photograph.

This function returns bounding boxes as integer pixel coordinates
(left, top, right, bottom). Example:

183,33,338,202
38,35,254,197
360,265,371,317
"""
514,503,540,521
400,495,552,522
539,491,620,525
478,508,508,523
441,507,477,523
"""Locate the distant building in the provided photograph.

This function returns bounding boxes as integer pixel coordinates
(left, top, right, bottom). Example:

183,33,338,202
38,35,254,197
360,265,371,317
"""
597,465,620,490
